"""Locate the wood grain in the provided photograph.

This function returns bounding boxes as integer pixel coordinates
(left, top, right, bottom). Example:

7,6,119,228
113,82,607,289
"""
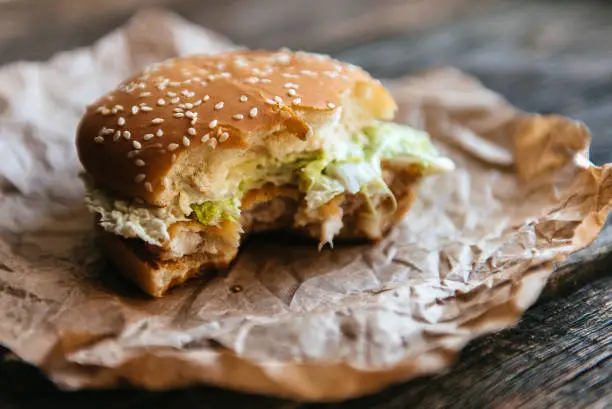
0,0,610,408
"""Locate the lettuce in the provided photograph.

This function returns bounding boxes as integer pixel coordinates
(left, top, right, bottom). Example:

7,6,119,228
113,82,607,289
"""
325,161,380,194
190,122,453,225
363,122,455,174
190,199,240,225
299,153,345,209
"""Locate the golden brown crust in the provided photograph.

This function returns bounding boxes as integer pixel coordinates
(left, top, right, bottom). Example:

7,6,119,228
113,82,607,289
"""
96,168,420,297
77,50,396,206
97,227,235,297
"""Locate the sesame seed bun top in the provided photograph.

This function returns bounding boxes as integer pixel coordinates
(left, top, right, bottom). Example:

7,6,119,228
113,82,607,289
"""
76,49,397,206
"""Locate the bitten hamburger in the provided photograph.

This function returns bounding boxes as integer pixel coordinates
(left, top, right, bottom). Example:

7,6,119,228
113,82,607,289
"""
77,49,454,297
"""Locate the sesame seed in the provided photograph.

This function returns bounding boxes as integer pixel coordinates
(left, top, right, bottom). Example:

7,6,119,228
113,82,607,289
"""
327,102,336,109
135,159,145,167
140,91,152,97
277,53,290,64
167,91,177,97
100,108,111,115
300,69,316,76
260,78,271,84
245,77,260,84
185,111,194,118
113,130,122,141
274,96,283,103
282,73,300,78
168,143,179,151
94,136,104,143
169,81,181,87
96,106,105,113
203,95,210,101
182,136,191,146
114,105,124,112
171,97,180,104
292,98,302,105
184,102,193,109
131,106,139,115
143,133,154,140
152,118,164,124
219,72,231,79
193,99,202,106
200,81,208,87
132,140,142,149
233,113,244,120
101,127,115,135
287,89,297,96
190,114,198,126
157,98,166,106
249,107,258,118
134,174,146,183
144,182,153,192
123,131,131,140
208,138,217,149
240,95,248,102
127,150,139,158
201,133,210,143
209,119,218,128
156,129,164,137
181,89,191,97
219,132,229,142
173,112,185,118
265,98,276,105
234,59,248,68
117,117,126,126
283,82,297,88
173,107,184,112
188,127,197,135
214,101,224,110
141,106,153,112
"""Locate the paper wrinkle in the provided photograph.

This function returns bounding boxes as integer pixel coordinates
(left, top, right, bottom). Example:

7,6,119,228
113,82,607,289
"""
0,8,610,402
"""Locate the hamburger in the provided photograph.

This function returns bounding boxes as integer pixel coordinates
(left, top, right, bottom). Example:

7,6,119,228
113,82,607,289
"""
76,50,454,297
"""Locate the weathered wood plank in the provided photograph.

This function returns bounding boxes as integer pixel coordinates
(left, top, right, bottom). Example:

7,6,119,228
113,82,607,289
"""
0,0,488,64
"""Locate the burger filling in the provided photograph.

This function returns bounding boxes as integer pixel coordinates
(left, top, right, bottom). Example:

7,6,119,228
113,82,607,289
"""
85,122,453,249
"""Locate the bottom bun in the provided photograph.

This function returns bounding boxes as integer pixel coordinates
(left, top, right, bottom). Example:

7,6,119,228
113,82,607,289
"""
96,228,235,297
96,167,421,297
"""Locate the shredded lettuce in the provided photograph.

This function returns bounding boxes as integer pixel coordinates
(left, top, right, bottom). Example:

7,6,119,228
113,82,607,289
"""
326,161,379,194
190,199,240,226
188,122,453,225
363,122,455,174
298,153,345,209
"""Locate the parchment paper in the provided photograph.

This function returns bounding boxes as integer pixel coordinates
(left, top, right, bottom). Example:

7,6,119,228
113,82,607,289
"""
0,9,610,402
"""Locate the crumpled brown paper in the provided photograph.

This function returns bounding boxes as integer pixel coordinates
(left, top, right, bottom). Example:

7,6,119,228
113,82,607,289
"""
0,9,610,402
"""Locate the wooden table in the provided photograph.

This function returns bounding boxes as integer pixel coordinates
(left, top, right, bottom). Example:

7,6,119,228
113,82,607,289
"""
0,0,610,408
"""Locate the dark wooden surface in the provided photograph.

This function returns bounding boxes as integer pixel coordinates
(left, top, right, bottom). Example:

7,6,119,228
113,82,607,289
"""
0,0,611,408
